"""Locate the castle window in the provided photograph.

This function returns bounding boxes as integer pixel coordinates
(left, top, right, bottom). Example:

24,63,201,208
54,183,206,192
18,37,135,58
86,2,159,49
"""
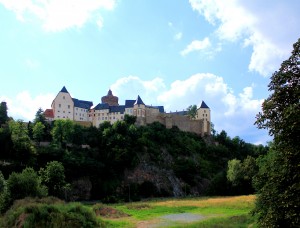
59,104,61,108
204,110,206,113
68,105,70,109
63,96,65,99
63,111,65,113
76,108,78,110
102,117,104,120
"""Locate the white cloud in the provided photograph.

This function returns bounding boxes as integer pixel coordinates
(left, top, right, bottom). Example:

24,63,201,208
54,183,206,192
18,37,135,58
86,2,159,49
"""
0,0,116,32
111,76,166,105
96,15,104,29
174,32,182,40
0,91,54,121
25,58,39,69
110,74,268,143
189,0,300,76
181,37,211,56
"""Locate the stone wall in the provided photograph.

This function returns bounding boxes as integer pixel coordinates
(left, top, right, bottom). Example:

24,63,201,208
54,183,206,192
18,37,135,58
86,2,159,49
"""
135,112,209,136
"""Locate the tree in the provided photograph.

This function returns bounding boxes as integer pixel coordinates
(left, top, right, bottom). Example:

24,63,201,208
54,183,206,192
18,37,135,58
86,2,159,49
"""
33,108,46,125
254,38,300,227
8,120,33,161
227,159,243,186
6,168,47,203
51,119,74,147
39,161,68,198
187,105,197,119
33,122,45,145
0,102,9,126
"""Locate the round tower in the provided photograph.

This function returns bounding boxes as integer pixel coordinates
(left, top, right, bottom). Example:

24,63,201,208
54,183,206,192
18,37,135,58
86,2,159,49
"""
101,89,119,106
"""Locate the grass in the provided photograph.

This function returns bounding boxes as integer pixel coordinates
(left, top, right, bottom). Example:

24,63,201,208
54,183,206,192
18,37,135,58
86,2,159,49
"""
0,195,257,227
93,195,257,227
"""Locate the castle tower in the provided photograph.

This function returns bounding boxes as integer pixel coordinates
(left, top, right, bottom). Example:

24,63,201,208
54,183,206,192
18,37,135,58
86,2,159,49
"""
196,101,211,135
51,86,74,120
133,95,146,117
101,89,119,106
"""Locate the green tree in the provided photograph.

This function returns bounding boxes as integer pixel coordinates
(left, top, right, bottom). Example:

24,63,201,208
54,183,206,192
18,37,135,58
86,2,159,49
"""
0,101,9,125
254,38,300,227
8,120,33,161
187,105,197,119
51,119,74,147
33,108,46,125
33,122,45,145
6,167,47,203
39,161,68,198
227,159,243,186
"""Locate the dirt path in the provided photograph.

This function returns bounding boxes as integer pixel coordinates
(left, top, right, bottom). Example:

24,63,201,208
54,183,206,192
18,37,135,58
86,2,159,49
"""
137,213,206,228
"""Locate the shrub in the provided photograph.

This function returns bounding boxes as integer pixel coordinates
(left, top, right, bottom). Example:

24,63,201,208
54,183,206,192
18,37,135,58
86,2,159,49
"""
0,197,102,227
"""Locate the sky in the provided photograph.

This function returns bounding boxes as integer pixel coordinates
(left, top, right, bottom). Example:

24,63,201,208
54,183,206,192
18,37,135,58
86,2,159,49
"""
0,0,299,145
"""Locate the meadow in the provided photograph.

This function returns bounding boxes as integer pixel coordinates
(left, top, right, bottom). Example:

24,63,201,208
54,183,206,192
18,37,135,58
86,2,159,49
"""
93,195,257,227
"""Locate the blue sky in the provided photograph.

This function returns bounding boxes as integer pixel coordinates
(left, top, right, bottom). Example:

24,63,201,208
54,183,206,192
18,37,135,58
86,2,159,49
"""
0,0,299,144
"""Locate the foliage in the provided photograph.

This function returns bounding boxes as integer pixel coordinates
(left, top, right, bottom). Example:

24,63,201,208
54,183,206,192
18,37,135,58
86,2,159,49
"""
8,120,33,160
187,104,198,119
0,197,102,228
254,38,300,227
33,108,47,124
39,161,69,199
0,102,9,125
51,119,74,147
32,121,45,144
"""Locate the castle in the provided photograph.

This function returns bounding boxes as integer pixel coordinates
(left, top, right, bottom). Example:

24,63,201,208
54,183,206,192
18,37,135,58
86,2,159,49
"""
45,86,211,135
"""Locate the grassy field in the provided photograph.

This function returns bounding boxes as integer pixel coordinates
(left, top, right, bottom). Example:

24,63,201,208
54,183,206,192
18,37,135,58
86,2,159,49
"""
92,195,257,227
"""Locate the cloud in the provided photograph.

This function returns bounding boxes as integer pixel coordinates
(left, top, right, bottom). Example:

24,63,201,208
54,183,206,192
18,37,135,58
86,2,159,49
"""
111,76,166,105
0,91,54,121
25,58,40,69
174,32,182,40
181,37,211,56
189,0,300,76
0,0,116,32
111,74,268,144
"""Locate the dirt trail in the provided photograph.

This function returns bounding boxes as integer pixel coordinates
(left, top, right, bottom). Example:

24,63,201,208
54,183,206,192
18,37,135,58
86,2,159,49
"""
137,213,205,228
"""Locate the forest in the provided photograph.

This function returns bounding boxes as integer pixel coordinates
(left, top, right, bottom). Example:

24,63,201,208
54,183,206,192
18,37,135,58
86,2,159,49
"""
0,38,299,227
0,103,267,211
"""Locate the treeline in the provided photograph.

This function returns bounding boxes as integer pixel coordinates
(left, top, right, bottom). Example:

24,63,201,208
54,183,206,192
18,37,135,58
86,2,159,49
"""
0,104,268,209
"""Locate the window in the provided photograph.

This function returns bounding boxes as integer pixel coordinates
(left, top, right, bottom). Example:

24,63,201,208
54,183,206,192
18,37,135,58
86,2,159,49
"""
63,96,65,99
105,117,107,120
68,105,70,109
76,108,78,110
204,110,206,113
102,117,104,120
59,104,61,108
63,111,65,113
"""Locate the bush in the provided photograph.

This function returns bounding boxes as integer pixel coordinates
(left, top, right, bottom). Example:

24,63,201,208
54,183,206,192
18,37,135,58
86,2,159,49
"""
0,197,103,227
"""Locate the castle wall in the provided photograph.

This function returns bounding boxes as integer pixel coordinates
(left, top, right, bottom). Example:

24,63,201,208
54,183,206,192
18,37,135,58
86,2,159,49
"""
142,112,208,136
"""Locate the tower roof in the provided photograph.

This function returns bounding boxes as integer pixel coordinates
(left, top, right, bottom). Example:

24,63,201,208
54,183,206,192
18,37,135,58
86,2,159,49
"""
200,101,209,109
60,86,69,93
134,95,145,105
107,89,113,96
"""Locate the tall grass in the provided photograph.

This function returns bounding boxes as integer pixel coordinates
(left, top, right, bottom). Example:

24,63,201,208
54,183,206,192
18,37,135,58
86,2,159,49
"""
0,197,104,228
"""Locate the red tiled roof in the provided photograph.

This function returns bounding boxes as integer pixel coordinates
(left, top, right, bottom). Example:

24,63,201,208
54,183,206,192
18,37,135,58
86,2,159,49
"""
44,109,54,118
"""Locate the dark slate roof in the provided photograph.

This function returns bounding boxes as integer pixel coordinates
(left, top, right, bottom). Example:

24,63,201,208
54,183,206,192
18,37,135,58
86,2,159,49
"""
73,98,93,109
153,106,165,113
60,86,69,93
134,95,145,105
200,101,209,109
125,100,135,108
110,105,125,114
94,103,109,110
172,110,188,116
